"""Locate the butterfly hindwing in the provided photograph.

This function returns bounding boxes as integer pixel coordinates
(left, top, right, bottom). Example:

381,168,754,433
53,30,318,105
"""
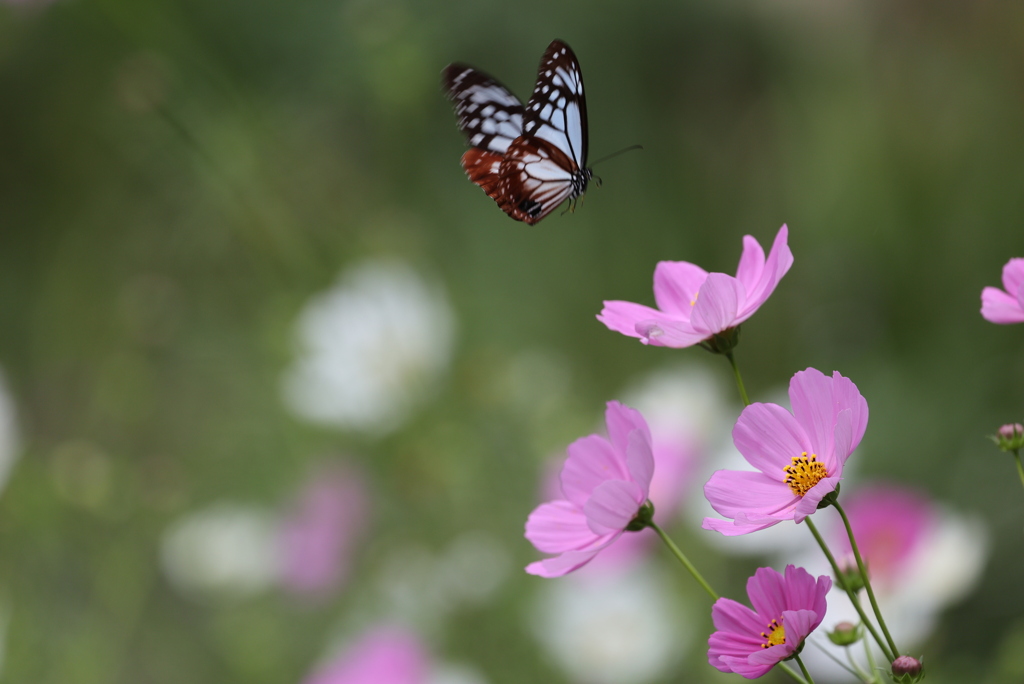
498,138,577,224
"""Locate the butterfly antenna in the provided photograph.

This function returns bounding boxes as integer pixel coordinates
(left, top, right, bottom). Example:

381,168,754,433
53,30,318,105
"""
589,144,643,167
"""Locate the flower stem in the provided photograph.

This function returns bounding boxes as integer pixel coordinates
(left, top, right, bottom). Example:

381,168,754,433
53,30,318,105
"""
804,518,895,663
832,501,900,659
1014,451,1024,491
794,654,815,684
725,351,751,406
648,521,718,601
778,661,810,684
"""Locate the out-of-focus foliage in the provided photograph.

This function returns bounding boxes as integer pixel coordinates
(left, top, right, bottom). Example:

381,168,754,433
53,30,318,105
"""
1,0,1024,682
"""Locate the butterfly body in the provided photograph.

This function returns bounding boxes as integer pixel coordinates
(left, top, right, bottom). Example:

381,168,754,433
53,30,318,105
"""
443,40,592,225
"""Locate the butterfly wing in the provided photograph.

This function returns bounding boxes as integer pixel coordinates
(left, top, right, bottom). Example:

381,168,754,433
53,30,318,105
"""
443,64,525,203
495,40,591,224
522,40,588,169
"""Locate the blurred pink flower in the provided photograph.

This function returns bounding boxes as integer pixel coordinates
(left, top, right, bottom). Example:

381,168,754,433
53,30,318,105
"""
280,465,369,599
302,625,428,684
598,225,793,348
981,258,1024,324
831,484,933,587
525,402,654,578
708,565,831,679
703,368,868,536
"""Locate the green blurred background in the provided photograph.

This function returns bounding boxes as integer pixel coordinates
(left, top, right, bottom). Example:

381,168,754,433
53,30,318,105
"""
2,0,1024,682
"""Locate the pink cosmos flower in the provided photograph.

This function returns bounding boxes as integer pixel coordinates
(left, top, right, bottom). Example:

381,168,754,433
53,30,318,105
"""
302,625,429,684
708,565,831,679
598,225,793,348
279,464,370,600
525,401,654,578
981,258,1024,324
703,368,868,536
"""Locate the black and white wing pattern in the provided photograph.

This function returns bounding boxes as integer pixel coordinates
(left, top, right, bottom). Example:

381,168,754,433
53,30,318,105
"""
443,40,594,225
442,64,525,205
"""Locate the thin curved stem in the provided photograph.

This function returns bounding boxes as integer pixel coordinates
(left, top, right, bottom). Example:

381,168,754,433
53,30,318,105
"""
725,351,751,406
648,522,718,601
794,654,815,684
832,501,900,659
804,518,895,663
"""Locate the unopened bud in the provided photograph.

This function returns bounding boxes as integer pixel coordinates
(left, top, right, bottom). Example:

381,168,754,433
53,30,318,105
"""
890,655,924,682
826,621,861,646
992,423,1024,453
834,559,867,593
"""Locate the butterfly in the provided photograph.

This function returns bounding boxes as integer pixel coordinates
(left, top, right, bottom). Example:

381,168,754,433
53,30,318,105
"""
443,40,593,225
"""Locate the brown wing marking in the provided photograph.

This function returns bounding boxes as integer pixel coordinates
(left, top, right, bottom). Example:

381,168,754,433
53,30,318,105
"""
460,148,505,202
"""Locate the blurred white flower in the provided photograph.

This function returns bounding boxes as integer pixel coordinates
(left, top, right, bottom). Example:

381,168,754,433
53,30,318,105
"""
528,565,689,684
426,663,489,684
621,363,730,450
282,259,456,435
160,503,280,599
376,532,511,632
0,370,19,495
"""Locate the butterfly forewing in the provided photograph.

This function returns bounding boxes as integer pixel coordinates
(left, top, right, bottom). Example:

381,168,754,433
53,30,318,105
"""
521,40,588,170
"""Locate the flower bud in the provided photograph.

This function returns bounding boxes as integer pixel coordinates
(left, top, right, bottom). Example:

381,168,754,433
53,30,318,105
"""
834,561,867,594
890,655,924,682
992,423,1024,453
826,621,861,646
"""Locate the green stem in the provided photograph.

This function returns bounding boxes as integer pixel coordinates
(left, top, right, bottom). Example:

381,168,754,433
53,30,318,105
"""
725,351,751,406
778,661,810,684
804,518,895,663
648,521,718,601
1014,451,1024,492
833,501,900,660
794,654,815,684
863,637,881,683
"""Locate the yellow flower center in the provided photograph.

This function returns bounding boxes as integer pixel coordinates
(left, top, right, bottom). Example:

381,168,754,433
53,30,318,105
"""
760,618,786,648
783,452,827,497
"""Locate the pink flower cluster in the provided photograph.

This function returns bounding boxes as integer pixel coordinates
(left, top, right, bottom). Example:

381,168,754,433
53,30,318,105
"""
521,224,883,679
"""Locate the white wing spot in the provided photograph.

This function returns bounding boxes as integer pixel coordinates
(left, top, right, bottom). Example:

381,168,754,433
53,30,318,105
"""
545,70,552,77
469,119,480,127
481,105,495,116
470,134,484,145
557,97,566,108
542,85,549,93
552,75,564,87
